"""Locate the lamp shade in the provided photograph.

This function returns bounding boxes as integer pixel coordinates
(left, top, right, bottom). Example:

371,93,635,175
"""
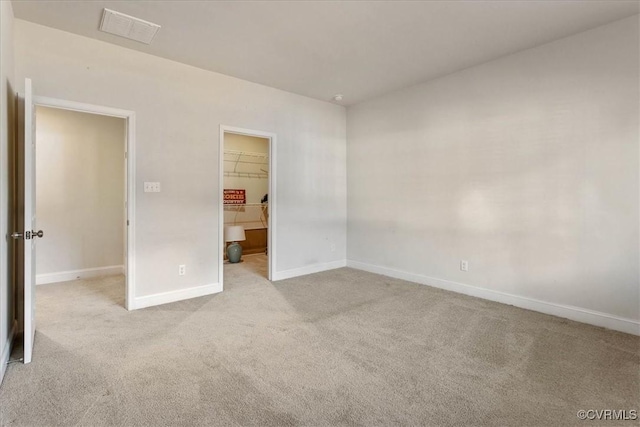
225,225,246,242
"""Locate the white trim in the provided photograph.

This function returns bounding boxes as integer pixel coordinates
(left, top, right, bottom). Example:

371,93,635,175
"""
272,260,347,281
347,260,640,336
0,321,18,385
132,283,222,310
125,113,136,311
33,96,136,310
219,126,277,286
219,127,224,288
33,96,132,118
36,265,124,285
23,78,35,363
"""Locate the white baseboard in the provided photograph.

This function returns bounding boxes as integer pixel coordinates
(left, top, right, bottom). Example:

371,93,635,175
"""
36,265,124,285
272,259,347,281
347,260,639,336
1,320,18,386
132,282,222,310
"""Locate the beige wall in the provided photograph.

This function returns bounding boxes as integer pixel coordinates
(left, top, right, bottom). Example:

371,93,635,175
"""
223,133,269,230
15,19,347,299
35,106,125,277
347,17,639,325
0,0,16,383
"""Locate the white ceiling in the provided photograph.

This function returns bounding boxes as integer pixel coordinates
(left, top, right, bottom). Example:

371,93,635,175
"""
11,1,640,106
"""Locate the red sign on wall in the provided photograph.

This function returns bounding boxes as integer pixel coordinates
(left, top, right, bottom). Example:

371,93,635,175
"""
224,189,246,205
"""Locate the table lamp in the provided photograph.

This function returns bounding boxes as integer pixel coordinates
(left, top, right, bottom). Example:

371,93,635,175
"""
225,225,246,263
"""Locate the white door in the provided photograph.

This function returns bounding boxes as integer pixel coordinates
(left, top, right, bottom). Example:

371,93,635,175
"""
22,78,39,364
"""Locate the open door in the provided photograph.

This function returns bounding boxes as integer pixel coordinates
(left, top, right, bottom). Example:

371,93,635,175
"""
15,78,41,364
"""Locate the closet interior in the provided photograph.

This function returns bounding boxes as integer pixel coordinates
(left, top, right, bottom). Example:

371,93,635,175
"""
223,134,270,262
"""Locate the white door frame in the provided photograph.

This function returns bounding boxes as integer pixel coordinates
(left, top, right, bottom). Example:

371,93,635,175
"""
34,96,136,310
219,125,276,286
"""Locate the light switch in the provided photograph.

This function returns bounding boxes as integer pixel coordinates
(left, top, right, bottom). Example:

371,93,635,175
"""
144,182,161,193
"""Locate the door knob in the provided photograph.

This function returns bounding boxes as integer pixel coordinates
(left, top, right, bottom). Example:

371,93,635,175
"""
10,230,43,240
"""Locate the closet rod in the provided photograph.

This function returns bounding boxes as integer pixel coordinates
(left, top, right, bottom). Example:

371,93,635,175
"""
223,149,268,158
223,159,266,165
223,203,267,207
224,171,268,178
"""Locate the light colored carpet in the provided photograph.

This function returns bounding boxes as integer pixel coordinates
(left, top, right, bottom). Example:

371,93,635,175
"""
0,255,638,426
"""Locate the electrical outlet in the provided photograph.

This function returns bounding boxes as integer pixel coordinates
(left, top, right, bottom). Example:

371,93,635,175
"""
178,265,186,276
460,260,469,272
144,182,161,193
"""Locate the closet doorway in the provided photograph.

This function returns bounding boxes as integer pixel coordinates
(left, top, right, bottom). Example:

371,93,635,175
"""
34,105,129,307
219,126,276,285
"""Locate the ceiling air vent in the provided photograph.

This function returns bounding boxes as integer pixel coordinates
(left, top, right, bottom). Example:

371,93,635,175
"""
99,8,160,45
